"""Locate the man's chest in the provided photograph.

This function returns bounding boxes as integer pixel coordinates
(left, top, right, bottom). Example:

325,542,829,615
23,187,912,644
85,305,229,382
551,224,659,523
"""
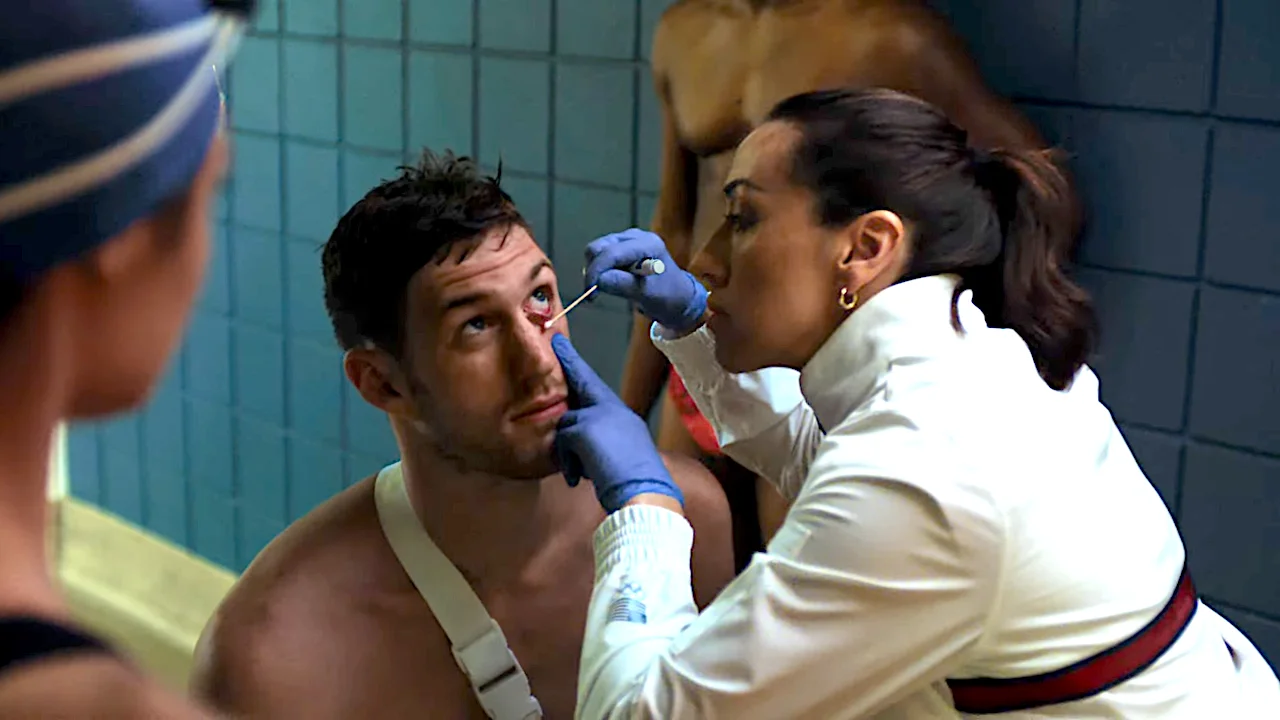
313,581,594,719
665,9,893,153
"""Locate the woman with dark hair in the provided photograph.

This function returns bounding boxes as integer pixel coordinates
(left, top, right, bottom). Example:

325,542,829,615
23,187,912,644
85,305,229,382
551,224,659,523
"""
551,88,1280,717
0,0,252,716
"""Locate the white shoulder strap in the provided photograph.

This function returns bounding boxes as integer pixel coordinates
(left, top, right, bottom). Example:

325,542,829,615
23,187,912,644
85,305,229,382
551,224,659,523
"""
374,464,542,720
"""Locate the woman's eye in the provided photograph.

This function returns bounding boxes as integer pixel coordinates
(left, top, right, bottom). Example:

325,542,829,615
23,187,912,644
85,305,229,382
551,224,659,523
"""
725,211,757,232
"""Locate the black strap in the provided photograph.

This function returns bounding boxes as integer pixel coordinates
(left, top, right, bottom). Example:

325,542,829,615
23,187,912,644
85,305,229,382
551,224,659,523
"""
0,617,111,675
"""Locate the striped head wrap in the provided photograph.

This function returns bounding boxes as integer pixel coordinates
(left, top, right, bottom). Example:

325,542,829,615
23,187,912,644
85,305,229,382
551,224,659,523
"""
0,0,256,285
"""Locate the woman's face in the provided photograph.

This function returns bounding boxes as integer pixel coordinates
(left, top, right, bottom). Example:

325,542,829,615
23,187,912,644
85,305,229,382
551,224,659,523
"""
67,131,228,418
689,122,854,373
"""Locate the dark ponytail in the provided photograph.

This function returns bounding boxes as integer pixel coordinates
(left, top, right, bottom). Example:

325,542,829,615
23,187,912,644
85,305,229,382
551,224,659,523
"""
767,88,1096,391
971,148,1095,390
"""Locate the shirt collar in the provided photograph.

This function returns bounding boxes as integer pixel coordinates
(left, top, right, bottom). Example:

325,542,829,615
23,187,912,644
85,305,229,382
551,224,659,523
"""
799,274,988,430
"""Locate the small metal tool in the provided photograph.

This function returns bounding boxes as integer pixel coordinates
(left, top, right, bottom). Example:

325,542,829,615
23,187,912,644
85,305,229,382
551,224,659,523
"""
544,258,665,329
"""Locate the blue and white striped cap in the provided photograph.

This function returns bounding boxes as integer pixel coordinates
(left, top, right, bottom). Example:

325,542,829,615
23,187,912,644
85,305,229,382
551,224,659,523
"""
0,0,256,285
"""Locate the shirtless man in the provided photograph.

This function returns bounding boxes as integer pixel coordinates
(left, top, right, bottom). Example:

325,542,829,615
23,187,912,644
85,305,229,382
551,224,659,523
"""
625,0,1050,554
189,152,736,719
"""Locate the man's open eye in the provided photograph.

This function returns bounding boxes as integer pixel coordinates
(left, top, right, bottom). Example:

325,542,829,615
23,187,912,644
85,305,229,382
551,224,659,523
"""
462,316,488,335
529,287,553,312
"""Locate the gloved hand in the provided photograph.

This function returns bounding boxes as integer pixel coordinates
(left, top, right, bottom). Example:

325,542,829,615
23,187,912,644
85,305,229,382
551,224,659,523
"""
584,228,709,334
550,334,684,513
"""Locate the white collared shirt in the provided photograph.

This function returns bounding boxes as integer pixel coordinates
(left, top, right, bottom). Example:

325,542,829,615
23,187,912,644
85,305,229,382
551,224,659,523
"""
577,275,1279,719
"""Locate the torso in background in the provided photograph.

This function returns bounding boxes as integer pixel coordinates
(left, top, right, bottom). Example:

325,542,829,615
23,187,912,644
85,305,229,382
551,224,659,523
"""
653,0,1042,263
195,478,598,719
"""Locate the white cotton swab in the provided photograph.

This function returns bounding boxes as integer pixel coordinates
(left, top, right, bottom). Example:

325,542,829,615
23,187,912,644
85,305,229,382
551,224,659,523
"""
543,258,665,329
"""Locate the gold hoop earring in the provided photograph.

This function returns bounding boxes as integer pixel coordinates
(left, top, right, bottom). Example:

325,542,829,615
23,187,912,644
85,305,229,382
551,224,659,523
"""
838,287,858,311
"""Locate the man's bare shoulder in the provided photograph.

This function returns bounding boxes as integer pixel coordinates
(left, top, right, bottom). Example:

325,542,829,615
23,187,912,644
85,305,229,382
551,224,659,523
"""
659,453,736,605
190,474,426,714
659,452,722,506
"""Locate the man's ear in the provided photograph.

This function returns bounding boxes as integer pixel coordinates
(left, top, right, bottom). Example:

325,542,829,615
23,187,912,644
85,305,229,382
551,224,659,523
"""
343,347,415,416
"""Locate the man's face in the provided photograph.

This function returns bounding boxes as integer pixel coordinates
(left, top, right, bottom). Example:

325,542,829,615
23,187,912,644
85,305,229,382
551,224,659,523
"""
399,224,570,479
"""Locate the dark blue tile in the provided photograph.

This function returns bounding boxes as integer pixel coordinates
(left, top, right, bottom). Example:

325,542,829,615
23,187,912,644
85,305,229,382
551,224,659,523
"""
232,134,282,231
639,0,676,62
190,487,237,570
286,239,334,344
185,311,232,404
342,148,402,208
100,416,143,524
552,183,634,314
637,82,662,194
288,436,345,519
232,227,284,329
253,0,278,31
409,0,473,45
235,510,286,572
142,372,185,480
234,324,286,424
1118,425,1182,517
343,44,403,152
344,382,400,460
1189,287,1280,455
215,183,230,220
1180,443,1280,612
479,0,550,52
635,193,657,230
1077,0,1215,111
201,222,231,313
343,0,402,40
554,63,634,188
285,142,341,243
1216,2,1280,121
283,0,338,36
567,303,633,393
557,0,636,59
282,39,339,143
408,50,474,156
235,416,288,523
1015,103,1073,148
1077,269,1195,431
502,175,548,246
943,0,1077,100
1212,604,1280,673
186,399,234,494
67,425,101,503
144,466,187,547
289,340,343,444
1204,125,1280,293
229,36,279,134
478,58,549,175
346,454,388,487
1072,111,1207,277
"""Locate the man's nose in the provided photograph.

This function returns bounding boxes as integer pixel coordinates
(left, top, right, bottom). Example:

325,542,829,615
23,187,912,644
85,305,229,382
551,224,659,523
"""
510,314,560,381
689,221,730,290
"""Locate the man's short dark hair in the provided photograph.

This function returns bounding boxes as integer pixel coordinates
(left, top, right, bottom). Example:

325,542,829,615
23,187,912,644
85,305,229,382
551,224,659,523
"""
322,150,526,355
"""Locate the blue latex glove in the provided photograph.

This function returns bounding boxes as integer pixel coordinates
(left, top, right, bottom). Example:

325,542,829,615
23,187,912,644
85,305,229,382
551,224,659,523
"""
551,334,684,513
584,228,709,334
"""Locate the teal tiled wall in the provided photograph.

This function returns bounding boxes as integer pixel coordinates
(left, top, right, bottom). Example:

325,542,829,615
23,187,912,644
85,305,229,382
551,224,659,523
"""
67,0,666,572
66,0,1280,666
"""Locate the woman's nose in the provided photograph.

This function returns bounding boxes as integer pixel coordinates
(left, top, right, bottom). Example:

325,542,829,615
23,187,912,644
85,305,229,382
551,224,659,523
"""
689,222,730,289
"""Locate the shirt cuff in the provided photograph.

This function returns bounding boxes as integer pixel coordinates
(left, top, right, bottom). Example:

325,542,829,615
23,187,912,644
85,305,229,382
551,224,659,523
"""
651,323,720,394
594,504,694,579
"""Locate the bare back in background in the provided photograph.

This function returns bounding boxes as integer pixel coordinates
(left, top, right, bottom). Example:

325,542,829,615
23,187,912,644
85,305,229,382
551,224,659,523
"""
625,0,1050,557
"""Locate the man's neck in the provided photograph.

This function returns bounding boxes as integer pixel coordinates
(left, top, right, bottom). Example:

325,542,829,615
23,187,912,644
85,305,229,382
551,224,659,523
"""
397,443,599,590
